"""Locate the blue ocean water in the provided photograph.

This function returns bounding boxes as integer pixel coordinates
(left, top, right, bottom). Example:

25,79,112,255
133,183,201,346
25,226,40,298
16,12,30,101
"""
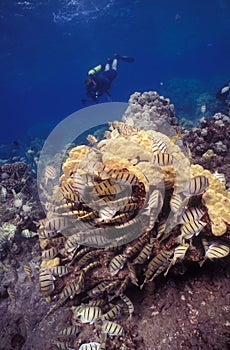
0,0,229,144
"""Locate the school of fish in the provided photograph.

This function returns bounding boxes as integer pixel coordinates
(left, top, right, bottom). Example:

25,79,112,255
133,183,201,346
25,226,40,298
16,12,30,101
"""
38,121,229,349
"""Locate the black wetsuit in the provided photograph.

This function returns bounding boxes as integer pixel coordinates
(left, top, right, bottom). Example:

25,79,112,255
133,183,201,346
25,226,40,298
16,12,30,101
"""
87,69,117,102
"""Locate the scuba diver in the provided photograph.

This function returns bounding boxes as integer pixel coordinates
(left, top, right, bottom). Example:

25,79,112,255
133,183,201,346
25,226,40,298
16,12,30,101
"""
216,82,230,113
82,54,134,104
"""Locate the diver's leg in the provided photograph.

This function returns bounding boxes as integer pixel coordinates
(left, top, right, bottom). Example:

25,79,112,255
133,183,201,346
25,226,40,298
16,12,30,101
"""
112,58,118,71
105,63,110,71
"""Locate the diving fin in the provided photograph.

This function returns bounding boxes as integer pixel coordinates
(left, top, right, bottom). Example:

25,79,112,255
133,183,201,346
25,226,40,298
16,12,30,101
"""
114,54,134,63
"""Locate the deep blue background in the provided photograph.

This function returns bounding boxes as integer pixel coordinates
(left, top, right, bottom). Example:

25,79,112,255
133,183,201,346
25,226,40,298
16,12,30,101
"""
0,0,229,143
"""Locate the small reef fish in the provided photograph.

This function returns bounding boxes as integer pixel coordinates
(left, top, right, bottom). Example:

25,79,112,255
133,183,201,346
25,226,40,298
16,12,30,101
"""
180,220,206,240
87,134,98,145
7,287,16,305
213,171,226,186
74,306,102,324
50,266,70,277
133,242,153,264
101,304,121,321
54,341,74,350
200,243,230,267
44,216,73,233
184,175,209,196
22,264,32,281
102,320,124,336
205,243,229,260
109,254,127,276
170,131,182,144
59,325,80,336
42,247,60,260
153,137,168,152
79,343,100,350
39,269,55,296
152,153,173,166
200,104,206,114
120,294,134,320
180,207,205,225
220,85,230,94
23,314,31,334
44,165,57,185
170,193,183,213
164,243,189,276
142,251,172,286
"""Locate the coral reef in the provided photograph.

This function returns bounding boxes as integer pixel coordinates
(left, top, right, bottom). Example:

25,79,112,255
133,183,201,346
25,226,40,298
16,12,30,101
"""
183,112,230,185
122,91,179,136
37,121,229,349
0,162,43,259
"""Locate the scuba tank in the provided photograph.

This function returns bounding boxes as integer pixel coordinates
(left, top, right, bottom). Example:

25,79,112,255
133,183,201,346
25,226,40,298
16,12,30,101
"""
88,64,103,76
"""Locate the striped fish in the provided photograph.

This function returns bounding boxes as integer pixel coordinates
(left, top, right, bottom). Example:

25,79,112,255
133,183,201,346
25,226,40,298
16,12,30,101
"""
108,170,139,186
72,173,93,198
99,196,131,210
44,165,56,185
88,299,105,307
61,182,79,202
148,259,170,282
109,254,127,276
120,294,134,320
213,171,226,186
60,280,81,301
87,280,118,298
147,189,162,210
181,220,206,240
164,244,189,276
78,230,112,247
79,343,100,350
127,262,139,286
152,153,173,166
82,261,101,274
38,228,58,239
156,219,167,240
23,264,32,281
65,235,80,255
54,341,74,350
7,287,16,305
39,269,55,296
113,276,130,298
154,137,168,153
151,141,160,154
179,207,205,225
10,266,18,282
50,266,70,277
76,306,102,324
75,250,100,269
101,304,121,321
42,247,59,260
188,175,209,195
118,202,139,213
103,212,131,225
50,236,66,245
143,251,172,285
102,321,123,336
133,242,153,264
59,325,80,337
44,216,72,233
170,193,183,213
205,243,229,260
94,179,129,197
23,315,31,334
87,134,98,145
97,206,117,222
